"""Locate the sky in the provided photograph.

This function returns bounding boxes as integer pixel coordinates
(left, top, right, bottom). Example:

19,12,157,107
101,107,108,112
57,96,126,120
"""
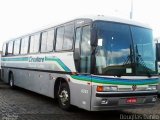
0,0,160,50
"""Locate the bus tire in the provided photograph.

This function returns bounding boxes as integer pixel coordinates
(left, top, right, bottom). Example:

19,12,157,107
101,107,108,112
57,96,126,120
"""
58,82,71,111
9,73,15,88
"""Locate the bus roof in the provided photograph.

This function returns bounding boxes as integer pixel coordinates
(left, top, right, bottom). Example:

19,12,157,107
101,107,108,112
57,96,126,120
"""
3,16,151,44
77,15,151,29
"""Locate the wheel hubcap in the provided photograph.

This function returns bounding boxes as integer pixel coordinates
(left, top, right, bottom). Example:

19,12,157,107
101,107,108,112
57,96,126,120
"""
59,90,69,105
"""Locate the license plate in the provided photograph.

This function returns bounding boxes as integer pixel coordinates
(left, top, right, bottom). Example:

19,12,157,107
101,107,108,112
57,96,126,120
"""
126,98,137,103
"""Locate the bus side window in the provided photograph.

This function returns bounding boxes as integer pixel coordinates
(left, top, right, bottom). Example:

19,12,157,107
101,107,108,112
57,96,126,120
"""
47,29,54,52
41,29,54,52
63,24,74,50
21,37,29,54
2,43,7,56
74,27,81,72
80,26,91,73
7,41,13,56
41,32,48,52
55,24,74,51
55,27,65,51
30,33,40,53
13,39,21,55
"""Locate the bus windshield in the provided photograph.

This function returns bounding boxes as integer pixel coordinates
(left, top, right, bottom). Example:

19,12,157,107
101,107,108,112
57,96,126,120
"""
94,21,157,76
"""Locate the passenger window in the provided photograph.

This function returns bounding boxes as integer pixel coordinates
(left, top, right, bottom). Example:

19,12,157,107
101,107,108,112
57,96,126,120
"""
63,24,74,50
55,24,74,51
55,27,64,51
21,37,29,54
74,27,81,72
7,41,13,55
75,28,81,49
41,32,48,52
47,30,54,51
80,26,91,73
30,33,40,53
13,39,21,55
30,36,34,53
2,43,6,56
41,29,54,52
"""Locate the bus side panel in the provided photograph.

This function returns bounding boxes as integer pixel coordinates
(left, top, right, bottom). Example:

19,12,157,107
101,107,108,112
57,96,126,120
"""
1,68,9,83
23,71,54,98
12,69,55,98
12,69,28,87
70,76,92,111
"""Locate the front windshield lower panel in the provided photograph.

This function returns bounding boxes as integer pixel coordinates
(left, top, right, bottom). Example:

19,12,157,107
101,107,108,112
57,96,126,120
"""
93,21,157,76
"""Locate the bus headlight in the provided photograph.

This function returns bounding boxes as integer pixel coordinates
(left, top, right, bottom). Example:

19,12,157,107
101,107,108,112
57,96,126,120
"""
97,86,118,92
146,85,157,91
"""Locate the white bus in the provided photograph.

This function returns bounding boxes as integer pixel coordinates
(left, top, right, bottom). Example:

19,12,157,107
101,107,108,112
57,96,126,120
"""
155,40,160,94
1,16,159,111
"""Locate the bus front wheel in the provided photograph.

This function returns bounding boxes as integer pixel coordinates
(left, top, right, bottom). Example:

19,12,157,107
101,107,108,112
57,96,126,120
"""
58,82,71,110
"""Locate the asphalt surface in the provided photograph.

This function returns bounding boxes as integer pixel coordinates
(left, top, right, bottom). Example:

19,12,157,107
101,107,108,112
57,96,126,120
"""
0,80,160,120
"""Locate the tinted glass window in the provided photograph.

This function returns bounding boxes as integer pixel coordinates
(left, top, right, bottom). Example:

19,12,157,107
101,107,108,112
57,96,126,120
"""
41,29,54,52
13,39,21,55
30,36,34,53
21,37,29,54
94,22,132,75
41,32,48,52
30,33,40,53
8,41,13,55
63,24,74,50
93,21,156,76
55,27,64,51
34,34,40,53
74,27,81,71
80,26,91,73
47,30,54,51
131,26,156,74
75,28,81,49
2,44,6,56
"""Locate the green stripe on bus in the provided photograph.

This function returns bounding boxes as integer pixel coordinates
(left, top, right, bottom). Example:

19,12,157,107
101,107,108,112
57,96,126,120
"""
2,57,29,61
2,56,159,85
71,75,158,85
45,57,71,72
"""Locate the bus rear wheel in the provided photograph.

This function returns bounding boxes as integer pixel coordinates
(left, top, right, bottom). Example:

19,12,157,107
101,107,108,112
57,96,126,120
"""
9,73,14,88
58,82,71,110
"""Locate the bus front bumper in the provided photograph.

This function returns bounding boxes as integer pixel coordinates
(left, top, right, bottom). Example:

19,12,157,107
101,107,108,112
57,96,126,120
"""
91,91,158,111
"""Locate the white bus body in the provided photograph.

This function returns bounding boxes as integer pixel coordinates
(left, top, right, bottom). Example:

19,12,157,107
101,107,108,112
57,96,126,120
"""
1,16,159,111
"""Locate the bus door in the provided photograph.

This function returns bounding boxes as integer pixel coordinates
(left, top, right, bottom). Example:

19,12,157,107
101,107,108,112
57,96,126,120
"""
73,21,92,110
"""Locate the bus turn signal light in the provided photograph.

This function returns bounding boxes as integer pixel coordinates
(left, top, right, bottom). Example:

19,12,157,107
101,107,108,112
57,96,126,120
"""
97,86,103,92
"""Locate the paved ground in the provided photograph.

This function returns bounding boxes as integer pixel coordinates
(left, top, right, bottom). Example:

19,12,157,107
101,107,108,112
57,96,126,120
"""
0,80,160,120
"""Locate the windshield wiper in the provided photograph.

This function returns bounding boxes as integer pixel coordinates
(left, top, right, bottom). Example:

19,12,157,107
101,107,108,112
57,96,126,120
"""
135,45,152,77
123,45,134,65
118,45,135,77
